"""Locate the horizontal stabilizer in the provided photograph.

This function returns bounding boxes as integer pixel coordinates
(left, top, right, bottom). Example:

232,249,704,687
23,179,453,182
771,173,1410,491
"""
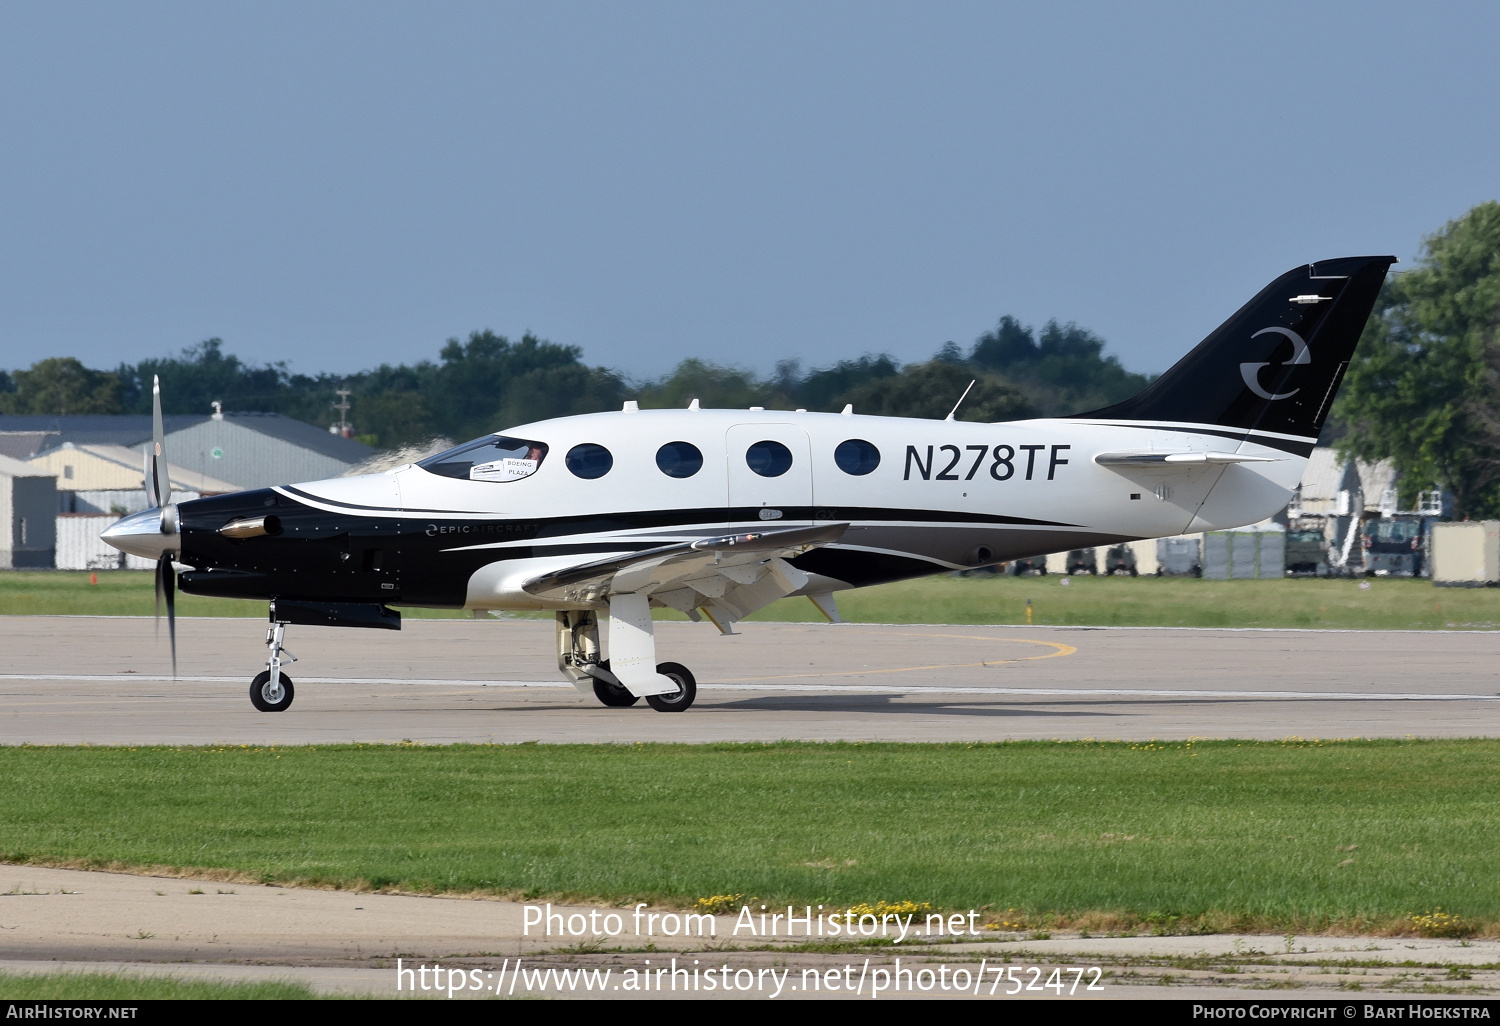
1094,451,1282,468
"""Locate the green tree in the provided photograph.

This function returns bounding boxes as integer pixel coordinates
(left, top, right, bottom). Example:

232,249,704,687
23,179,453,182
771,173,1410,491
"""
965,316,1151,415
795,354,901,410
118,338,292,415
636,358,775,410
110,330,628,448
0,357,123,414
352,390,434,448
839,361,1034,421
1336,201,1500,518
426,330,626,440
637,354,905,414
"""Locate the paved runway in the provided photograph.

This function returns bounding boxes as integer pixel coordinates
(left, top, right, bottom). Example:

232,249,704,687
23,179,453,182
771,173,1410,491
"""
1,615,1497,744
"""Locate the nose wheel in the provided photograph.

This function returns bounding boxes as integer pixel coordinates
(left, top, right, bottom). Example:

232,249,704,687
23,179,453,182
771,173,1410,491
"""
250,670,295,712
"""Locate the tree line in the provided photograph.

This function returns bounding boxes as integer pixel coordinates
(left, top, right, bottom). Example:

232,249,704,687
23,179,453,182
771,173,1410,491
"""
0,318,1150,449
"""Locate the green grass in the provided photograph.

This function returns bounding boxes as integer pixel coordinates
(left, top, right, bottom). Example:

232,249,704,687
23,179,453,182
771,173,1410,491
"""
0,572,481,619
0,970,315,999
3,570,1497,629
4,740,1500,933
702,574,1500,630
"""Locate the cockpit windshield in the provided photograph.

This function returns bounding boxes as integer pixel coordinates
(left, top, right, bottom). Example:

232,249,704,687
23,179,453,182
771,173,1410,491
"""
417,435,549,482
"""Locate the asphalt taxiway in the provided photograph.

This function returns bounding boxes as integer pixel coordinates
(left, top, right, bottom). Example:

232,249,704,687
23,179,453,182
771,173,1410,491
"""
1,615,1495,743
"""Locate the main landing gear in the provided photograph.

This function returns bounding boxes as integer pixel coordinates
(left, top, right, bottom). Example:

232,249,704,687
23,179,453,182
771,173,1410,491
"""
250,618,296,712
589,660,698,711
556,603,698,713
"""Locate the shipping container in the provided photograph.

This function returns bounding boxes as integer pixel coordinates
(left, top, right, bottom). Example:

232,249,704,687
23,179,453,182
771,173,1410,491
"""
1202,524,1285,580
1432,521,1500,587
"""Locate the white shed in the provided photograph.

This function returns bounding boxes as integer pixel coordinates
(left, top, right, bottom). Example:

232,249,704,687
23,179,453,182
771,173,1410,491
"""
0,454,58,569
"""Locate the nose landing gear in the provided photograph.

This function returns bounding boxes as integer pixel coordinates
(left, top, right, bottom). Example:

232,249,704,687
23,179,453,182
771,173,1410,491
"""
250,617,297,712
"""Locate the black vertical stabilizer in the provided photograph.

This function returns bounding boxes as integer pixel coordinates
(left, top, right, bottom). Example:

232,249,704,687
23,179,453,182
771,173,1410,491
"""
1073,256,1396,442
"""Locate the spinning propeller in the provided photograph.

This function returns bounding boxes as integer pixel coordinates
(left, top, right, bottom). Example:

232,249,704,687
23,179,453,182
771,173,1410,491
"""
101,376,180,674
146,376,177,675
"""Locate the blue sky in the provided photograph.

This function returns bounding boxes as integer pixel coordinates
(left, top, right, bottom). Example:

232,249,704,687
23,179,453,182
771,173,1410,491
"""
1,1,1495,382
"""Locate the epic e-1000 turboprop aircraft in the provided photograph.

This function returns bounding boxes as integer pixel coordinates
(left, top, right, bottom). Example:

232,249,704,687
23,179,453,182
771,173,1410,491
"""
104,255,1395,713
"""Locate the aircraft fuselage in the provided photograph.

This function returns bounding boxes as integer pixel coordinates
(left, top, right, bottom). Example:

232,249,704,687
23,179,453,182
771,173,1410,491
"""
170,408,1307,611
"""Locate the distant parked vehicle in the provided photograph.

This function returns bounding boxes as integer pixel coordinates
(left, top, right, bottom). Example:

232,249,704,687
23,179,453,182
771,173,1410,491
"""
1284,529,1329,576
1156,536,1201,577
1009,556,1048,576
1103,543,1138,576
1066,547,1098,575
1363,516,1426,576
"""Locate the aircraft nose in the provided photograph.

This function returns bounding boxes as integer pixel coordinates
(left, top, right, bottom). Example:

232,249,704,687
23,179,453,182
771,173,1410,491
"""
101,507,180,560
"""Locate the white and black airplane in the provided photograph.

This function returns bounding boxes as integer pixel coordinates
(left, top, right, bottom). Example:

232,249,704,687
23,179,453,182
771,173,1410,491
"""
104,255,1395,713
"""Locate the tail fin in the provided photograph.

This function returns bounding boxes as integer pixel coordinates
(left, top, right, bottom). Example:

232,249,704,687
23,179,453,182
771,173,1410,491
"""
1074,256,1396,446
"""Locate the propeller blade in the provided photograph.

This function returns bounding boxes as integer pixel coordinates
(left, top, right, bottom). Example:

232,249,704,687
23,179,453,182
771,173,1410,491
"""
155,554,177,677
165,559,177,678
144,449,157,508
151,375,171,508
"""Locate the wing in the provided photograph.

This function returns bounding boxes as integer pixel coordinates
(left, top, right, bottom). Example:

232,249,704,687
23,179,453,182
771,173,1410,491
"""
522,523,848,632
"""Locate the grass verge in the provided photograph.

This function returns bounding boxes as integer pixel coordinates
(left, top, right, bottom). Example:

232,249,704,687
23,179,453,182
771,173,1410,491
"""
1,571,1496,629
719,574,1500,630
3,739,1500,935
0,572,483,619
0,971,316,999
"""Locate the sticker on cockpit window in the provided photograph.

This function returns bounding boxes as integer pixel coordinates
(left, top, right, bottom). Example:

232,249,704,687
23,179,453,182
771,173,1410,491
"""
470,457,539,483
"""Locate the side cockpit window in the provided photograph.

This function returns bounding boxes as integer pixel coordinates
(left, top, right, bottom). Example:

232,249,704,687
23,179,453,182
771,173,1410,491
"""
417,435,549,482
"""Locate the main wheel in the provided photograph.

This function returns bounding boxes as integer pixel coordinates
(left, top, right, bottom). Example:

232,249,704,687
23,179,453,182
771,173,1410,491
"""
590,660,639,707
646,662,696,713
250,670,294,712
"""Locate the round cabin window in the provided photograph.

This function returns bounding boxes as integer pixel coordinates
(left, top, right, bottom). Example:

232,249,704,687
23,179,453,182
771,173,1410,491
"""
745,440,793,478
656,440,703,479
565,443,614,480
834,438,880,476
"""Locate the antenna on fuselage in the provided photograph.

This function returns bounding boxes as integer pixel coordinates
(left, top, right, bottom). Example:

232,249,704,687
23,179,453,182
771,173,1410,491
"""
945,380,976,422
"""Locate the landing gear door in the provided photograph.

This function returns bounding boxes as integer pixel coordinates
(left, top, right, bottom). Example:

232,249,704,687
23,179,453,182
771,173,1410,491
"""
346,470,399,602
726,424,813,525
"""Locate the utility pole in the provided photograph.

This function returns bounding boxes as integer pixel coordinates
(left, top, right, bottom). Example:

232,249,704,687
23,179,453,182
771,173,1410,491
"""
332,387,352,438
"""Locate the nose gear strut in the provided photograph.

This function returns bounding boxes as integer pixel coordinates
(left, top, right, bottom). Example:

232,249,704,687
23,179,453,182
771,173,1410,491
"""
250,604,297,712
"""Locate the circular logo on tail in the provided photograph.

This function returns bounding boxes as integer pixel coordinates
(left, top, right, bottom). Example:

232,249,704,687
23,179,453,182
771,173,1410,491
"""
1240,327,1310,400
